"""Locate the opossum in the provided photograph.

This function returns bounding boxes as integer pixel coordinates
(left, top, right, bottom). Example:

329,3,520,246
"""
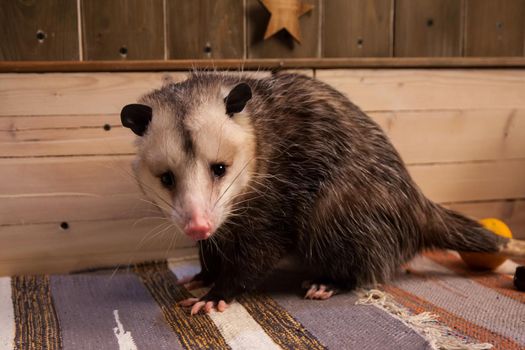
121,71,525,314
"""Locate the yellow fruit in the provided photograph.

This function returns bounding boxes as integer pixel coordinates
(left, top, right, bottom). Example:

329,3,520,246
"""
459,218,512,270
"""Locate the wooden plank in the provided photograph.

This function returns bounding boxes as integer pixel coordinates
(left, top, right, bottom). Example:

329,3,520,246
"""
6,189,524,231
1,197,523,277
323,0,392,57
0,71,303,116
510,201,525,239
0,114,120,131
445,200,525,239
2,198,523,276
0,127,135,157
446,200,516,220
0,0,79,60
0,72,179,116
2,197,524,276
0,114,136,157
465,0,525,57
2,58,525,72
81,0,164,60
394,0,462,57
0,119,124,141
247,0,320,58
4,70,525,116
3,108,524,162
409,159,525,203
316,69,525,111
0,156,135,196
0,218,194,262
0,246,197,276
370,109,525,164
2,156,525,207
0,216,196,275
1,193,153,226
4,157,525,224
166,0,244,59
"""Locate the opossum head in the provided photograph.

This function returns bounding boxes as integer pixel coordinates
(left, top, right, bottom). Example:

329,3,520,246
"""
121,75,256,241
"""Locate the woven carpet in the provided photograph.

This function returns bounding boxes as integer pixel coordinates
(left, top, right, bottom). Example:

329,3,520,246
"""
1,251,523,350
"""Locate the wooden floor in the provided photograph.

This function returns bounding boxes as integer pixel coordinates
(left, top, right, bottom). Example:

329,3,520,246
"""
0,69,524,274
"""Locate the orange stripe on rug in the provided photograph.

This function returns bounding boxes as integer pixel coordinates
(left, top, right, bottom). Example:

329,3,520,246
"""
237,293,327,350
11,276,62,350
383,284,522,350
167,258,324,350
424,251,525,303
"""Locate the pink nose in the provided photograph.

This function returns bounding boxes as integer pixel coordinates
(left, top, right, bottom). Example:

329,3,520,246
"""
184,214,212,241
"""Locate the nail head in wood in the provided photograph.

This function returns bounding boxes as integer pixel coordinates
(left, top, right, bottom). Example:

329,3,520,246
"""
119,46,128,57
36,30,46,42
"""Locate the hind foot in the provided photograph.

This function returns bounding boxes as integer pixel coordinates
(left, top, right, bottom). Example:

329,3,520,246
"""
302,280,339,300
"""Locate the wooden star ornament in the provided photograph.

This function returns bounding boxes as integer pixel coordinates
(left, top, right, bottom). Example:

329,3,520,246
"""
259,0,314,44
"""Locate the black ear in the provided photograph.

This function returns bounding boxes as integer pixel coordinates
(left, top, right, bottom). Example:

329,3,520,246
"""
224,83,252,116
121,104,152,136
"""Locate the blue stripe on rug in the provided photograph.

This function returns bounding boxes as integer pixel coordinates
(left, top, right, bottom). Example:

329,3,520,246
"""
262,270,432,350
50,272,184,350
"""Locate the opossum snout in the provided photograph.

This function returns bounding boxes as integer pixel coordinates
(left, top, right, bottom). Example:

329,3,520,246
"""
184,208,213,241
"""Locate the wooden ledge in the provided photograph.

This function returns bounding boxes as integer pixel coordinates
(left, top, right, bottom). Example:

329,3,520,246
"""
1,57,525,72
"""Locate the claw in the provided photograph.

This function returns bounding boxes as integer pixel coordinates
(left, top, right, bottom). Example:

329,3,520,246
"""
217,300,228,312
303,282,337,300
305,284,318,299
312,285,326,298
205,301,214,313
191,301,207,315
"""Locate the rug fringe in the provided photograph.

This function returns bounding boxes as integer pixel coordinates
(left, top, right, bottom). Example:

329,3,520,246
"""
356,289,493,350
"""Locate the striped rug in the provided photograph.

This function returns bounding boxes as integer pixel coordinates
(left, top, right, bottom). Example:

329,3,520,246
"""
0,252,523,350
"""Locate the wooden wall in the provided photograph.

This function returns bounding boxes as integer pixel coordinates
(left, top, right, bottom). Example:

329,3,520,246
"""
1,69,524,274
1,0,525,61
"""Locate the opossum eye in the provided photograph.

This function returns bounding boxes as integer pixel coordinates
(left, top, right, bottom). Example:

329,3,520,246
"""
160,171,175,188
210,163,227,178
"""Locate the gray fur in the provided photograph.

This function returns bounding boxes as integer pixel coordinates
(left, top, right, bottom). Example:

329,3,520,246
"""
130,71,509,302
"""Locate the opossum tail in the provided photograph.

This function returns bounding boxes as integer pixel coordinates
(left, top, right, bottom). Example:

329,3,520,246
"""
426,204,525,258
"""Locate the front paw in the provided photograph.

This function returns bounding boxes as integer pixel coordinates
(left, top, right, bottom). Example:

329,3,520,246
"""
179,290,230,315
176,271,214,290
